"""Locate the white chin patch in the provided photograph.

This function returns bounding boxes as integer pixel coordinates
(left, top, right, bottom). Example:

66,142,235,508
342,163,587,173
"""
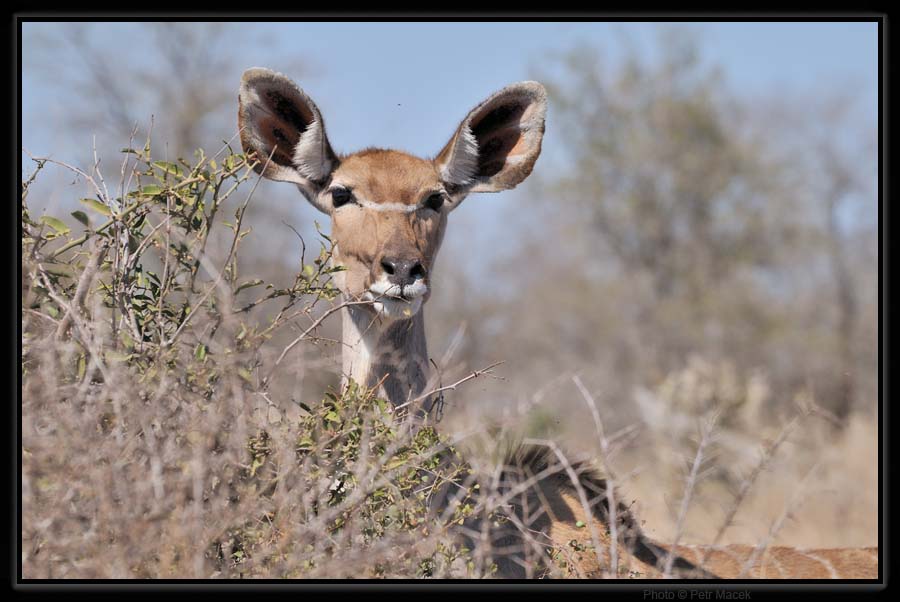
365,278,427,320
371,295,423,320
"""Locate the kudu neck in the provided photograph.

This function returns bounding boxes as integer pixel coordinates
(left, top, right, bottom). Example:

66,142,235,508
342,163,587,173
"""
341,302,432,411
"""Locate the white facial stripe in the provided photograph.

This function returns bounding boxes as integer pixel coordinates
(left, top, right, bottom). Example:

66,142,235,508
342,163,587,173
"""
328,187,446,213
356,199,418,213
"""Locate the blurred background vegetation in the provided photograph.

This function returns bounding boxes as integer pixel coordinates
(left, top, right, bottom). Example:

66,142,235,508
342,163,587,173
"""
21,21,879,568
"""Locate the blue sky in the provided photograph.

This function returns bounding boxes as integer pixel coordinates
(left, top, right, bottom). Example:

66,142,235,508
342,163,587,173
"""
21,21,879,264
22,21,878,161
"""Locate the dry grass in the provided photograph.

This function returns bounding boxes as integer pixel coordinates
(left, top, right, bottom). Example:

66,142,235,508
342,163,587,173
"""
20,140,878,580
458,356,879,555
21,142,474,579
626,359,878,551
19,142,591,580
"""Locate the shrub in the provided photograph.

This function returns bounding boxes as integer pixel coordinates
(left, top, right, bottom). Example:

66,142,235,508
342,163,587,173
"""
21,141,477,578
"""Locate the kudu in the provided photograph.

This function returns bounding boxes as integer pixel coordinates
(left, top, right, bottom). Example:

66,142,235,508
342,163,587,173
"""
237,68,878,580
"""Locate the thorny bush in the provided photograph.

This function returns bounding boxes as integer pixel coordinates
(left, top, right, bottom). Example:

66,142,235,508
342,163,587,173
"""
21,140,481,578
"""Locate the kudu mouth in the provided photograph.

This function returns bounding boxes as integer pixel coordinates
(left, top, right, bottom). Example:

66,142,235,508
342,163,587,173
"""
364,277,428,319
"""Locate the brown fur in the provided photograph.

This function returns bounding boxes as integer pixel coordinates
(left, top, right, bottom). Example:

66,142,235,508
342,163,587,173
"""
238,69,548,408
329,150,448,301
492,445,879,580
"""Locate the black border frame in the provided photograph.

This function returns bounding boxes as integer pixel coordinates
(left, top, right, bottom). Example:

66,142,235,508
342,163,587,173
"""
11,11,889,594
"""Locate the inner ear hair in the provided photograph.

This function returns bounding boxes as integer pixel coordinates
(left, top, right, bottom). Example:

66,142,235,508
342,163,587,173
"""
472,98,533,175
436,81,547,195
238,68,337,186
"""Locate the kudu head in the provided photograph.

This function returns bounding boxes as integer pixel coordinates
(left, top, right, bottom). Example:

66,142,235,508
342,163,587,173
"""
238,68,547,320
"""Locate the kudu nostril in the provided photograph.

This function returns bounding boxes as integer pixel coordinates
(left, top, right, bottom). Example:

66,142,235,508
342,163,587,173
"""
380,257,425,286
381,258,397,276
409,262,426,279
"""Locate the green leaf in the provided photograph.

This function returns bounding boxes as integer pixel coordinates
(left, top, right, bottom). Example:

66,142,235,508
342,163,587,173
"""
153,161,184,177
385,457,408,470
71,210,90,227
80,198,112,216
76,354,86,381
104,350,132,363
129,185,164,198
314,221,332,242
195,343,207,361
40,216,70,234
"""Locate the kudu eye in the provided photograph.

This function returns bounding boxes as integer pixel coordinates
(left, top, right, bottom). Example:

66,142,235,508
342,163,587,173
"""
331,187,353,208
424,192,445,212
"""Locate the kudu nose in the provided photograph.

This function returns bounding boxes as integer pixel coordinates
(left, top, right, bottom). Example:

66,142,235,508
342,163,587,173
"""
380,257,426,287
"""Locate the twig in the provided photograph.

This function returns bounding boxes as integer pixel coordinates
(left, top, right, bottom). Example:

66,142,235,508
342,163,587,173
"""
53,239,109,340
522,438,607,576
572,374,620,577
698,408,806,569
160,149,272,348
36,268,112,388
736,461,820,578
662,411,719,577
395,361,505,411
262,299,378,389
46,200,150,260
22,155,47,199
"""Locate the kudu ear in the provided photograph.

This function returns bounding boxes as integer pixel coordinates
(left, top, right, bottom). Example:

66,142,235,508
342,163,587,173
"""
238,68,338,213
434,81,547,204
